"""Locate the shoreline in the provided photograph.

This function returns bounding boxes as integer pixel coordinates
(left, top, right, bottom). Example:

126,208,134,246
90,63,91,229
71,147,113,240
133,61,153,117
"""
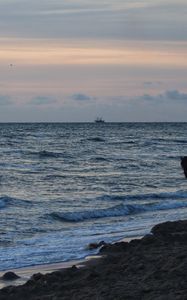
1,220,187,299
0,256,102,289
0,235,141,289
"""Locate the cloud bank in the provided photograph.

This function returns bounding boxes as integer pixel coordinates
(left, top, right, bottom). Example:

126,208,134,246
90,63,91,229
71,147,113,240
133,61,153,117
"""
71,93,94,101
29,96,57,105
136,90,187,103
0,0,186,41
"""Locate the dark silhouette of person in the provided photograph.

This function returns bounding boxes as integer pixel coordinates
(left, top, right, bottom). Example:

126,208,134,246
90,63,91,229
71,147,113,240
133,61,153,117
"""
181,157,187,178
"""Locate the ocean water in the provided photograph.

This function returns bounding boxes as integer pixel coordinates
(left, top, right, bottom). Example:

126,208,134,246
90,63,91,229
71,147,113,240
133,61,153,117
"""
0,122,187,271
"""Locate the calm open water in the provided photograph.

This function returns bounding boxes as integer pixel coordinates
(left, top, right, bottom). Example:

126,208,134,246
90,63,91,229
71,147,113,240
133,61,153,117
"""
0,122,187,270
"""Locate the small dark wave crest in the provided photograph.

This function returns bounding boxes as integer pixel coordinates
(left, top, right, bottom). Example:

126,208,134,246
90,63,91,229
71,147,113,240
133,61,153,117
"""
49,200,187,222
90,156,109,162
152,138,187,144
0,197,7,209
0,195,32,210
29,150,62,158
86,137,105,142
98,190,187,202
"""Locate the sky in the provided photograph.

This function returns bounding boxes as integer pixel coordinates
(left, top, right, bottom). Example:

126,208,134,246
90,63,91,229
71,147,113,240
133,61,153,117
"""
0,0,187,122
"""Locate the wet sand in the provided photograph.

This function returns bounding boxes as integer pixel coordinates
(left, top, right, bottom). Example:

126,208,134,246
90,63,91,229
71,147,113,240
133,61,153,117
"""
1,220,187,299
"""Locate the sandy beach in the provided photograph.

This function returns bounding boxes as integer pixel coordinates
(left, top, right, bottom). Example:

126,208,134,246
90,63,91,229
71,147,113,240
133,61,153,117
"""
0,219,187,299
0,259,87,289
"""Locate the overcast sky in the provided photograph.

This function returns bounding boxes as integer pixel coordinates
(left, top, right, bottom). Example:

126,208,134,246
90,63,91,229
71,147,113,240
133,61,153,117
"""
0,0,187,122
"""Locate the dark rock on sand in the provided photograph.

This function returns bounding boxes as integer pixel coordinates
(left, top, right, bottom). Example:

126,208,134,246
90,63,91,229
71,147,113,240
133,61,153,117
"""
151,220,187,243
87,240,106,250
141,234,155,245
99,241,129,254
1,272,20,281
1,220,187,299
31,273,43,282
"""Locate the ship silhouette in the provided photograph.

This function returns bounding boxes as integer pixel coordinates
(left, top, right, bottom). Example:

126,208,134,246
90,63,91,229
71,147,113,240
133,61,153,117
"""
95,117,105,123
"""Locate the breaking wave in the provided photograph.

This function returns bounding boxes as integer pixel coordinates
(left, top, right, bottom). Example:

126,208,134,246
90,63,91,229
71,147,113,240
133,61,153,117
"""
50,200,187,222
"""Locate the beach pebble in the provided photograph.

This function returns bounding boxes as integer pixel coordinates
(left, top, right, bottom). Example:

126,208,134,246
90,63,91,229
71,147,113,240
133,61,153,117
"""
71,265,77,271
1,272,20,281
31,273,43,281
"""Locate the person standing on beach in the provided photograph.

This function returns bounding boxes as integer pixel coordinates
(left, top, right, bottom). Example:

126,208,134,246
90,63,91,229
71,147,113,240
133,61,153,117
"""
181,156,187,178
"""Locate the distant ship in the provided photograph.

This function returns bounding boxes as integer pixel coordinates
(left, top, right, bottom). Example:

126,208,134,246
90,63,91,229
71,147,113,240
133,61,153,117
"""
95,117,105,123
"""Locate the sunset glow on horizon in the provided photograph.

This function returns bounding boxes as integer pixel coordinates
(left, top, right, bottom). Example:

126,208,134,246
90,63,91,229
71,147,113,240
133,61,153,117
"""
0,0,187,121
0,40,187,67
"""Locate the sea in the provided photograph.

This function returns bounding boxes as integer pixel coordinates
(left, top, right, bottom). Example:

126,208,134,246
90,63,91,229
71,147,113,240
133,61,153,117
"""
0,122,187,271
